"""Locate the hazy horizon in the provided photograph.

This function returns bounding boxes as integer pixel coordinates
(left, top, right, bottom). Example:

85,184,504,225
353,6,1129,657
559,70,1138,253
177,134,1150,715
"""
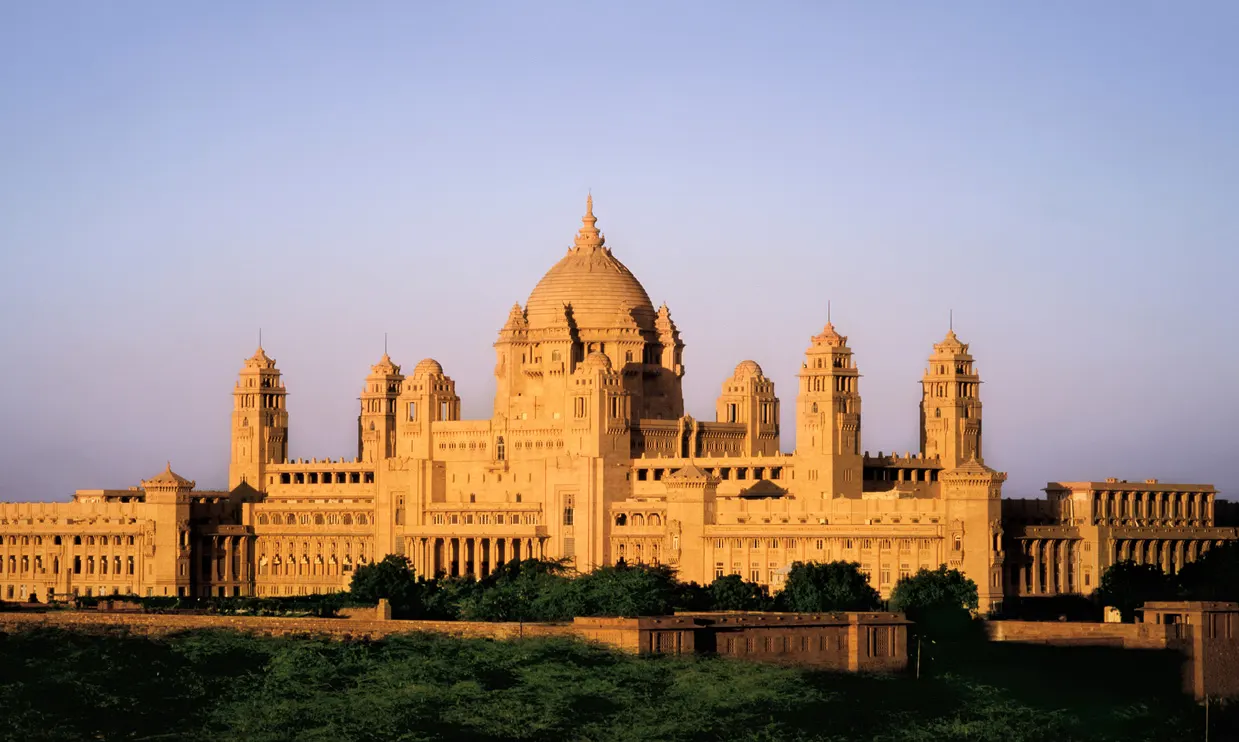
2,3,1236,501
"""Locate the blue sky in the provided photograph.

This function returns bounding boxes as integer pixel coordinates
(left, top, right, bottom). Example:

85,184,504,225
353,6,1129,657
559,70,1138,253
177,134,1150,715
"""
1,2,1236,501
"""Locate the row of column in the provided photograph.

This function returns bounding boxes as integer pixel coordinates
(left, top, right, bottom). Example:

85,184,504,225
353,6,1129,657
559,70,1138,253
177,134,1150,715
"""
199,535,251,592
410,536,545,579
1021,537,1228,595
1093,492,1213,523
1112,538,1223,575
1021,539,1077,595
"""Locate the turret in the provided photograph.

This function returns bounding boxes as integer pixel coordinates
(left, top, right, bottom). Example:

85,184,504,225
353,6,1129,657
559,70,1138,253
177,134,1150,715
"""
920,329,983,469
565,351,632,458
396,359,460,459
716,360,780,455
795,320,862,497
358,353,404,464
643,302,686,419
229,346,288,491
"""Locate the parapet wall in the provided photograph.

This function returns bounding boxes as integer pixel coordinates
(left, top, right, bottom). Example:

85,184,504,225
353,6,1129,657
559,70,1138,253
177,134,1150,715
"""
985,620,1172,650
0,609,910,673
0,610,576,641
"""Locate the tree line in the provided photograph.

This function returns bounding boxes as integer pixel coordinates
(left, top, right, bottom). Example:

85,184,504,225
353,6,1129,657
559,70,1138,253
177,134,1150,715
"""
349,556,980,637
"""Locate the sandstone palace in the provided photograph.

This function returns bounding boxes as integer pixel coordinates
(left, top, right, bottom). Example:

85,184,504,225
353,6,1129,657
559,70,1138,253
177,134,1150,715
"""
2,198,1235,609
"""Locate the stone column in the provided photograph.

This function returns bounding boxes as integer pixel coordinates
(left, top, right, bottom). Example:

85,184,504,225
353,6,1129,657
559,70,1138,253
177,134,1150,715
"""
225,536,235,587
1031,540,1042,594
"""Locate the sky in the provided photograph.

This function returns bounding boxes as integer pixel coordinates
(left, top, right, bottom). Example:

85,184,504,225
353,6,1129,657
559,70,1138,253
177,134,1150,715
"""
1,2,1236,501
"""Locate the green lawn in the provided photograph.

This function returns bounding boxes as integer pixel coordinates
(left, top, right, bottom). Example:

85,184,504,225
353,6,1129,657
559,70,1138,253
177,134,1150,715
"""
0,628,1229,741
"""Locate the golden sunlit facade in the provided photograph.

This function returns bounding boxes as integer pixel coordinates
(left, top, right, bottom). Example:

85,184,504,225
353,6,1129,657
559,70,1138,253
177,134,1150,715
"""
1,198,1233,610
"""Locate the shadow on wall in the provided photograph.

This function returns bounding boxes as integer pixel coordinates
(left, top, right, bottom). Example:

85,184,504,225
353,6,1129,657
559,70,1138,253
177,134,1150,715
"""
931,640,1185,706
1000,595,1104,622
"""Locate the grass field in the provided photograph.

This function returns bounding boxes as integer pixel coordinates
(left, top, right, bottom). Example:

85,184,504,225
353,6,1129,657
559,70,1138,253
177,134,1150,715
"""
0,627,1231,741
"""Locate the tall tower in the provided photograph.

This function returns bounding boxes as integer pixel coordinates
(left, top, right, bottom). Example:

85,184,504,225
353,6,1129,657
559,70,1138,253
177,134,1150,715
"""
795,320,862,496
358,353,404,464
920,329,983,469
229,346,288,491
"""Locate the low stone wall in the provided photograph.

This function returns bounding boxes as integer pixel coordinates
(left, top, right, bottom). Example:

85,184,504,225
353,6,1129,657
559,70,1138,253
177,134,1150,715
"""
984,620,1172,650
0,610,911,674
0,611,577,641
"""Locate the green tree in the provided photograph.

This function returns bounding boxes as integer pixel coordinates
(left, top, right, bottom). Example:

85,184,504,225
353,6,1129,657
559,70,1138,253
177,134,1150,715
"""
574,562,680,616
1176,542,1239,602
776,561,881,612
1096,560,1174,621
459,559,578,622
707,574,771,611
672,580,713,612
889,565,978,638
348,554,423,616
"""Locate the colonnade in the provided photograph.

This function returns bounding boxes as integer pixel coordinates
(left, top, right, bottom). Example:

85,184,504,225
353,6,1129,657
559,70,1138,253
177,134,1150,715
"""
1111,537,1223,575
1019,537,1227,596
1092,491,1213,523
409,536,545,579
1020,539,1079,595
198,535,252,596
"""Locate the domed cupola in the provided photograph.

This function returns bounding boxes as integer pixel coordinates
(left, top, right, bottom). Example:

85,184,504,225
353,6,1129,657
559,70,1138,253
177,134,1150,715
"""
524,195,657,333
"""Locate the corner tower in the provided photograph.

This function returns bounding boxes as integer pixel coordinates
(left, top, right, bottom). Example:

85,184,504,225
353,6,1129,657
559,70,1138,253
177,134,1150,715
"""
229,346,288,491
143,463,194,597
920,329,982,469
795,320,862,497
359,353,404,463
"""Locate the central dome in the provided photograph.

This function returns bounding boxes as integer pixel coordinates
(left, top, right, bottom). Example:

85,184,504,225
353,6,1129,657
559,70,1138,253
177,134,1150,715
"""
525,196,657,332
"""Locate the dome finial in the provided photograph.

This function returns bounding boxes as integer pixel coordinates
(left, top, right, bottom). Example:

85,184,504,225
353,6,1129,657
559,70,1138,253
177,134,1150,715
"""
574,192,605,252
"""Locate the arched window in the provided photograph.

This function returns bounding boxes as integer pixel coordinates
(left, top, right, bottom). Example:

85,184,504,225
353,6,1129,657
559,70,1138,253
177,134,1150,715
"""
74,536,82,546
935,408,941,418
314,514,324,525
343,514,353,525
54,536,62,546
649,514,662,527
615,514,627,526
632,513,645,527
258,514,269,525
496,436,506,461
357,513,369,526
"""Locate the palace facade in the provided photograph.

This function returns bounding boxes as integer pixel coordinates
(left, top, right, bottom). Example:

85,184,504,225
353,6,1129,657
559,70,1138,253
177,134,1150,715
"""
1,198,1234,610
